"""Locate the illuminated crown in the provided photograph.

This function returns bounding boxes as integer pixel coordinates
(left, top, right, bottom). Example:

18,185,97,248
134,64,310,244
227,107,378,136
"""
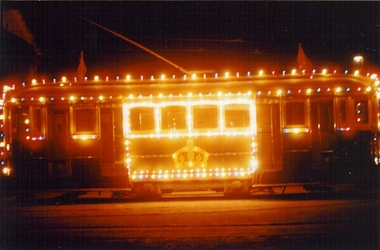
173,140,209,168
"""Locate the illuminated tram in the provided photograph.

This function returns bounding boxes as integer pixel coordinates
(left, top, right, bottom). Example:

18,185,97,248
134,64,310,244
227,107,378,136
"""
0,70,379,195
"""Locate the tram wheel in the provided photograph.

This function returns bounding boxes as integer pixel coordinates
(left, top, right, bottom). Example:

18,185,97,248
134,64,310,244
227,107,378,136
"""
132,183,162,199
223,181,250,198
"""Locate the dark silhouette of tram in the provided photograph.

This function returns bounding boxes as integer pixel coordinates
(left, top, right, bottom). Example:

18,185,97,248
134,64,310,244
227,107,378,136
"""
1,70,378,194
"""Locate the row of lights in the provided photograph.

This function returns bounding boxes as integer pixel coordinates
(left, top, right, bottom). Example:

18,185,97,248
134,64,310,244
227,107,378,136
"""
8,85,374,105
130,167,254,181
25,70,378,86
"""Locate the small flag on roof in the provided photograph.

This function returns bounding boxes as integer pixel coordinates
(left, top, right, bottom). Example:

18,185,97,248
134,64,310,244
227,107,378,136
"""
297,43,314,72
77,51,87,81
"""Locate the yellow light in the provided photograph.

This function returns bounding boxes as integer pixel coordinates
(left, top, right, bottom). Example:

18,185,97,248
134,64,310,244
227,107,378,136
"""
336,87,342,93
126,75,131,81
291,69,296,75
161,74,165,80
276,90,282,96
366,87,371,92
31,79,37,85
322,69,327,75
2,167,11,176
258,70,264,76
39,97,45,103
69,96,75,101
192,73,196,80
370,74,377,80
99,95,104,101
306,88,312,94
62,76,67,82
354,70,360,76
353,55,363,62
225,72,229,78
24,119,30,124
94,75,99,81
11,98,16,103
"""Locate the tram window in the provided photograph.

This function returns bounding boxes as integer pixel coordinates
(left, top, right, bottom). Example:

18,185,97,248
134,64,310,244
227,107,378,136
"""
338,99,347,124
33,108,43,134
355,100,369,124
161,106,186,130
130,107,155,131
193,105,218,129
285,102,305,126
225,104,250,128
74,108,96,133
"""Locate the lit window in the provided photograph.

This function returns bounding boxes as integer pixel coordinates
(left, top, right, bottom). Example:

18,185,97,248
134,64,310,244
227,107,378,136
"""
161,106,186,130
225,104,250,128
130,107,155,131
285,101,305,126
75,108,96,133
193,105,218,129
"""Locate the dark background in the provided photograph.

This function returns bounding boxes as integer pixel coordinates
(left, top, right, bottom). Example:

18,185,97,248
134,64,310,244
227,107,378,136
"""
1,1,379,82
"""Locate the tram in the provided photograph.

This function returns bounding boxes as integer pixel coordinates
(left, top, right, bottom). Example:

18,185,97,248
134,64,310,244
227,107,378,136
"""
0,70,379,195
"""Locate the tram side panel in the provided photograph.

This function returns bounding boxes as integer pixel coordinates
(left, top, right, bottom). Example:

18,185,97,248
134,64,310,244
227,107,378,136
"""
8,105,51,188
256,92,377,185
7,102,128,189
126,100,256,191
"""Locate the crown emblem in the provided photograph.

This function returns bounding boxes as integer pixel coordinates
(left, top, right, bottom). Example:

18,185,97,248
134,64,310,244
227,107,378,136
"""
173,140,209,168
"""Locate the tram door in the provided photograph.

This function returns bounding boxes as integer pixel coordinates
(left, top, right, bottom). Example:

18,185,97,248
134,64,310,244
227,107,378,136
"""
49,107,70,177
256,100,282,183
310,99,335,182
100,107,125,179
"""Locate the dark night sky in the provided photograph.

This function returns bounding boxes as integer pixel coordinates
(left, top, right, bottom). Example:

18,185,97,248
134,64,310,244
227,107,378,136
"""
1,1,379,81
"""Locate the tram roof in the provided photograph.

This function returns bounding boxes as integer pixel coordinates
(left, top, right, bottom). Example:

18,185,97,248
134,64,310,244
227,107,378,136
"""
4,72,378,103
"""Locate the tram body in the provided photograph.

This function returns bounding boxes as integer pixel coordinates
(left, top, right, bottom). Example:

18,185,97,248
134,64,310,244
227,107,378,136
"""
0,72,378,192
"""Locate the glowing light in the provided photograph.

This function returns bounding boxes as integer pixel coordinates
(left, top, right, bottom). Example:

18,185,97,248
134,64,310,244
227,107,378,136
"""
94,75,99,81
354,70,360,76
366,87,371,92
11,98,16,103
291,69,296,75
62,76,67,82
2,167,11,176
126,75,131,81
353,55,363,62
69,96,75,101
72,134,97,140
306,88,312,94
335,87,342,93
161,74,165,80
39,97,45,103
192,74,197,80
99,95,104,101
258,70,264,76
322,69,327,75
31,79,37,85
